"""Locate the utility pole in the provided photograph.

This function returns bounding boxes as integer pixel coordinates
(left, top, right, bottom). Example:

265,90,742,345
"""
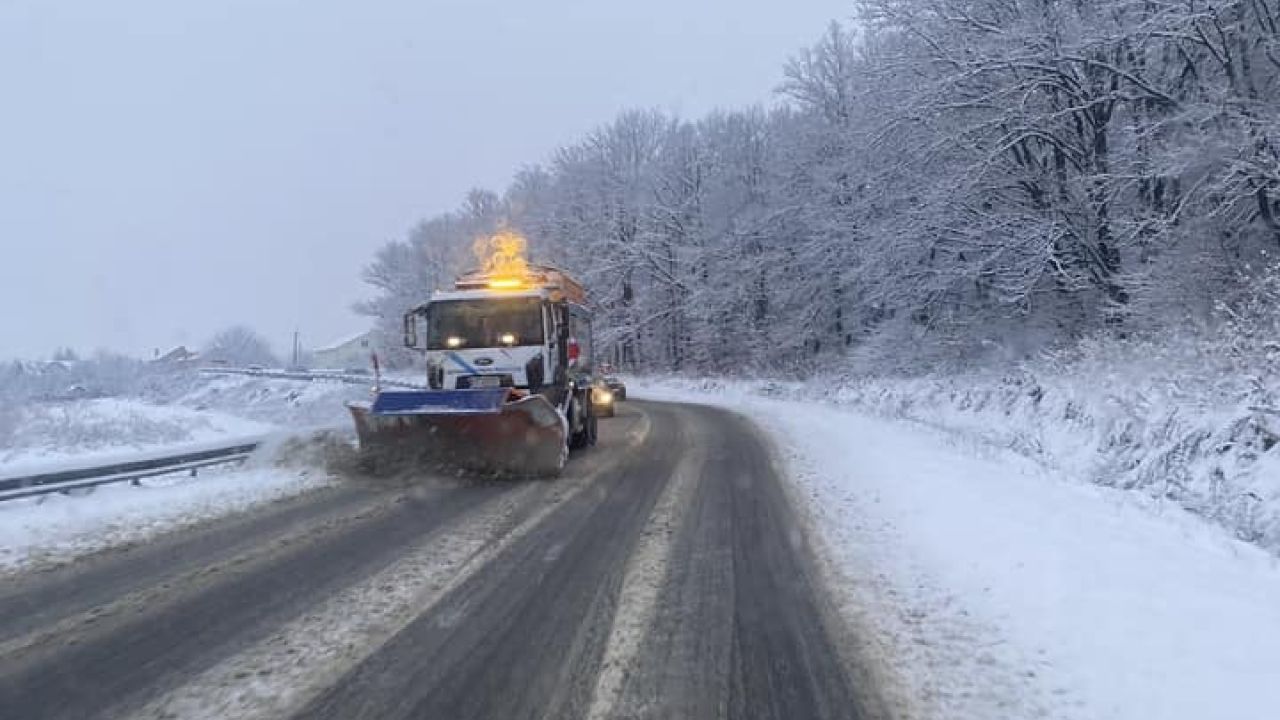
292,330,300,369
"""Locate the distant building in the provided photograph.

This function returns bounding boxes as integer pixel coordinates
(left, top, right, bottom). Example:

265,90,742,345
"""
36,360,73,374
312,331,375,370
152,346,199,366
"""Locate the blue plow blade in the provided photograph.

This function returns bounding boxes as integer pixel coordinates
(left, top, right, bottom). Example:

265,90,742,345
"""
370,388,510,416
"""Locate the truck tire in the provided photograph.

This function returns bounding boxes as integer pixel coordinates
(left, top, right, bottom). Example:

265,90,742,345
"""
568,396,591,450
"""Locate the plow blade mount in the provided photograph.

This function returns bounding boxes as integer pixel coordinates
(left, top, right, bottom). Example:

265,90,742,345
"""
348,388,568,477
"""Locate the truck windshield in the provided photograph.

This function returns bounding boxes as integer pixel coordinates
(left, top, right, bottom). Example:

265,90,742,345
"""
426,297,544,350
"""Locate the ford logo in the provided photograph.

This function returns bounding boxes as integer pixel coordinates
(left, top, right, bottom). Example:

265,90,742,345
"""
474,357,494,366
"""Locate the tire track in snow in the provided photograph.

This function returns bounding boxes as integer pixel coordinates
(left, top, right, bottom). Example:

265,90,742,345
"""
127,413,652,720
293,404,674,720
125,483,546,720
0,486,399,661
585,437,707,720
0,481,510,720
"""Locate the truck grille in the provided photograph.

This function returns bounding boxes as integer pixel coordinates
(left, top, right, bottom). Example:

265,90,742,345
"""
455,374,515,389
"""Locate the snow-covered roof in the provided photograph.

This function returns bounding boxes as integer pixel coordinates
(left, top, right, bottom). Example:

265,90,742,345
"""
153,346,198,363
313,330,372,353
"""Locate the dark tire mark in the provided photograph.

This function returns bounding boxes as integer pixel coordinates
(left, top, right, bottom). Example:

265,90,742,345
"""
0,484,369,645
619,406,862,720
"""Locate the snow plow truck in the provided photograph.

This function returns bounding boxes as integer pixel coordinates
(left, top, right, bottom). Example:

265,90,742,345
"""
347,265,597,477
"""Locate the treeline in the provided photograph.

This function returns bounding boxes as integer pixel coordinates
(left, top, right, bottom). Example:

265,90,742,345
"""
360,1,1280,374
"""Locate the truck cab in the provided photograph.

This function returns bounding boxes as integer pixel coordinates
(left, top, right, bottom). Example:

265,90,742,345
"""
401,265,597,446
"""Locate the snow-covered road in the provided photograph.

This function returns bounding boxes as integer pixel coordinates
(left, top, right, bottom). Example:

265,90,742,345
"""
0,401,868,720
4,374,1277,719
636,382,1280,720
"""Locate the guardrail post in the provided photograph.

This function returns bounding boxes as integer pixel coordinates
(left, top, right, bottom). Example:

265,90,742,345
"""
1,441,261,503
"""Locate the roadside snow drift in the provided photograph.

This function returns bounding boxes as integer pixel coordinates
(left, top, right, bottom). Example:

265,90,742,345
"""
635,381,1280,720
0,464,331,574
0,373,359,574
0,397,272,469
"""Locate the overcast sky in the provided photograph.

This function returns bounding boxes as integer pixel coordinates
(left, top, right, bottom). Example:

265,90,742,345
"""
0,0,851,360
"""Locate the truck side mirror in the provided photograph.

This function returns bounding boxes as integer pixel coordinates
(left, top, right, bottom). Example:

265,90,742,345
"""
403,313,418,348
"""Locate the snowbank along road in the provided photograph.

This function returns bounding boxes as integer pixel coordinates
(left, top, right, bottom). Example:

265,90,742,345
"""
0,401,882,720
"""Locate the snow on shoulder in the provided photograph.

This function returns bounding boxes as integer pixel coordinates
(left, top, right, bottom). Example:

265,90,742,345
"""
634,379,1280,720
0,373,379,576
0,463,331,575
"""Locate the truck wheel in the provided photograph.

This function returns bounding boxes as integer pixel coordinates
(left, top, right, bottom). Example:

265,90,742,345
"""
568,397,589,450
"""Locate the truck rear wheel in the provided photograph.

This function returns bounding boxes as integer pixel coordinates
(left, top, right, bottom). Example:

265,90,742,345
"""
568,395,591,450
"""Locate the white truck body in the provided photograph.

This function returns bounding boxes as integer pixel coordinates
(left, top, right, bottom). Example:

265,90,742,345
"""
421,288,552,391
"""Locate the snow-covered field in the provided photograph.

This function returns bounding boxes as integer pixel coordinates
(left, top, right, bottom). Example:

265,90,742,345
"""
0,370,377,473
0,371,364,574
171,372,375,430
0,464,332,574
634,380,1280,720
0,397,272,470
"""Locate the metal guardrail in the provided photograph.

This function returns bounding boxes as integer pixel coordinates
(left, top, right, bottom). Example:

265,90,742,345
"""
0,367,421,504
0,442,261,503
198,367,424,389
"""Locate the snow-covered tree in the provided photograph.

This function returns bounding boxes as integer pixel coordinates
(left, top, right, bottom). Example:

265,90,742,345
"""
204,326,278,367
357,2,1280,375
